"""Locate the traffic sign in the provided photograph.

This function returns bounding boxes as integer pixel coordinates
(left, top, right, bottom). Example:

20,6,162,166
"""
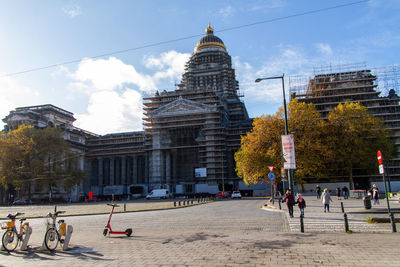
379,164,384,174
377,150,382,165
268,172,275,181
268,166,274,172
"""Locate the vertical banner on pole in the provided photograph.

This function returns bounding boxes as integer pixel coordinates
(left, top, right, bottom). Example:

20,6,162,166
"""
282,134,296,170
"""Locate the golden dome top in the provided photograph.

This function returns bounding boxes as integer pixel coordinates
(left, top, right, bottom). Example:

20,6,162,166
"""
194,24,226,53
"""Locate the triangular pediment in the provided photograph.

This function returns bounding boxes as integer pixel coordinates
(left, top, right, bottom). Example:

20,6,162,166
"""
149,97,216,117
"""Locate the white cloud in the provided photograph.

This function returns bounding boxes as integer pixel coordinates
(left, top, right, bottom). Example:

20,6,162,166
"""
63,5,82,18
144,51,190,81
316,43,333,56
74,89,142,134
249,0,285,11
218,5,235,18
72,57,156,93
0,77,41,128
69,51,190,134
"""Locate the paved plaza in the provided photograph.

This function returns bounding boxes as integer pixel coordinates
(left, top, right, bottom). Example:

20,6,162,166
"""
0,198,399,266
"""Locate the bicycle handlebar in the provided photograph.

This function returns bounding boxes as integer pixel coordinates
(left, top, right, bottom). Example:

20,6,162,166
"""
107,203,120,207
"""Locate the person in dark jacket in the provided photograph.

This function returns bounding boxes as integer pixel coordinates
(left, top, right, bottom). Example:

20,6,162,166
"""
342,186,349,199
283,189,295,217
372,184,380,205
336,187,341,200
316,185,321,199
296,193,306,217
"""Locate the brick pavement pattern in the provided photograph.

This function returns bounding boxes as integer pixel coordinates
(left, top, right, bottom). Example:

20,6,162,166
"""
0,199,399,266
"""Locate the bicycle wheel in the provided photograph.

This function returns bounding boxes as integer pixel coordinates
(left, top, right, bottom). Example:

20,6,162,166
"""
44,228,59,251
2,229,19,252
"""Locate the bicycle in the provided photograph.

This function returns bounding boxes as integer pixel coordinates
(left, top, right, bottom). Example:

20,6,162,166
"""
1,212,30,252
43,210,67,252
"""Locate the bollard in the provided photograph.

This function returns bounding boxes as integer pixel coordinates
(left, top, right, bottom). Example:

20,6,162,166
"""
278,200,282,210
341,202,345,213
390,213,397,233
344,213,350,232
174,201,176,207
178,201,181,206
191,200,193,205
300,216,304,233
198,198,200,203
124,203,126,212
62,225,73,251
20,226,33,251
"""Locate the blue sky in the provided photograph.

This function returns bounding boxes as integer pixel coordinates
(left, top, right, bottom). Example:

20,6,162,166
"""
0,0,399,134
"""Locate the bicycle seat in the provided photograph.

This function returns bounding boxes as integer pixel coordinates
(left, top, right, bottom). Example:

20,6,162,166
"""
19,218,27,222
58,219,65,223
7,212,24,219
107,203,120,207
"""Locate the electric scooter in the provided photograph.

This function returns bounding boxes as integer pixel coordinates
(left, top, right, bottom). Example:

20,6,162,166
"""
103,203,132,237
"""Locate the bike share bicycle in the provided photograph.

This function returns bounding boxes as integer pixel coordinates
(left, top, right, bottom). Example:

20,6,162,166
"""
1,212,31,252
43,209,68,252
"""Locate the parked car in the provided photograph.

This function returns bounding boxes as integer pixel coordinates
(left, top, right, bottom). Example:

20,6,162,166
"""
146,189,169,199
216,191,229,198
231,191,242,199
12,199,33,205
87,196,99,202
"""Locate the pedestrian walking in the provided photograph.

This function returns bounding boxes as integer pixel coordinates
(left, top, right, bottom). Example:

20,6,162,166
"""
296,193,306,217
282,189,295,218
321,188,332,212
342,186,349,199
372,184,380,205
336,187,341,200
316,185,321,199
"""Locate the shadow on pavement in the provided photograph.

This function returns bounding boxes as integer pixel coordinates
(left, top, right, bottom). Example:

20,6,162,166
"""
0,245,111,262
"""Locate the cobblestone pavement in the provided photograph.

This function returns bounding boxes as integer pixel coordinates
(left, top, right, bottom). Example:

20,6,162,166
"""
267,195,400,233
0,199,399,266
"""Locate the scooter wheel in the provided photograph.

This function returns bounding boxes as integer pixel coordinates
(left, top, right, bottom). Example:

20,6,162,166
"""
103,228,108,236
125,228,132,237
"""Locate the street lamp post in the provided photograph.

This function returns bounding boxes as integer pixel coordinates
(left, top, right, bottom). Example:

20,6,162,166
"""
255,74,294,192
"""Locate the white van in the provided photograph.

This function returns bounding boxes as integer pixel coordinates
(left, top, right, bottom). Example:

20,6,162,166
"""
146,189,169,199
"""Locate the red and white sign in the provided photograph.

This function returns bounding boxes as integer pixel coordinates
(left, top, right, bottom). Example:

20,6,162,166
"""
268,166,274,172
377,150,382,165
282,134,296,169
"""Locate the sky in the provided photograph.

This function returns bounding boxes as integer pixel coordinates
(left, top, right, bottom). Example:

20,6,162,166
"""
1,0,399,135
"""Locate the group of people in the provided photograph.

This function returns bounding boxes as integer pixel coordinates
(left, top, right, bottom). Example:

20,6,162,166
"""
282,184,381,217
316,185,349,200
282,189,306,218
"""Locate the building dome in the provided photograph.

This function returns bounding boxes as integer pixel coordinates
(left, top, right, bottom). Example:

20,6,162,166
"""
194,24,226,53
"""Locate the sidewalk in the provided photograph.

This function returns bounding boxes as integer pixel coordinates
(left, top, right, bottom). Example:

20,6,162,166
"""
264,195,400,233
0,199,212,220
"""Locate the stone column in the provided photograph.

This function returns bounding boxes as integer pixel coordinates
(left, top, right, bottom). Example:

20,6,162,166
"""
166,151,171,184
98,158,103,186
110,158,115,186
133,156,138,184
121,157,126,185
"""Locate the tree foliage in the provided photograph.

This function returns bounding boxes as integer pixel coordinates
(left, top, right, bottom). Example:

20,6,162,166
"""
235,100,395,187
235,99,327,185
0,125,85,198
323,102,394,187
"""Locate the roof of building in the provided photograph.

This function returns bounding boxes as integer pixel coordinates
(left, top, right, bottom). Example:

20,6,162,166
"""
194,24,226,53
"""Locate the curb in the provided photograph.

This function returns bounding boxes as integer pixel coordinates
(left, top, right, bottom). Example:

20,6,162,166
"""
0,201,215,221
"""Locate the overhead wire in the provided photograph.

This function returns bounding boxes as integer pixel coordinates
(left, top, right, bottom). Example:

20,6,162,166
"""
0,0,370,78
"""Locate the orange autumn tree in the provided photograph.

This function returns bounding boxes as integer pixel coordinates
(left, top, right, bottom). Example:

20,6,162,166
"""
235,99,328,186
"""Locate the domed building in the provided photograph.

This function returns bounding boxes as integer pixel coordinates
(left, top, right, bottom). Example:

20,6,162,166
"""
141,24,253,195
3,25,257,201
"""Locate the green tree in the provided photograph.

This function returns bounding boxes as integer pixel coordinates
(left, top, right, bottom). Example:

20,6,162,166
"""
324,102,394,189
0,125,85,201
